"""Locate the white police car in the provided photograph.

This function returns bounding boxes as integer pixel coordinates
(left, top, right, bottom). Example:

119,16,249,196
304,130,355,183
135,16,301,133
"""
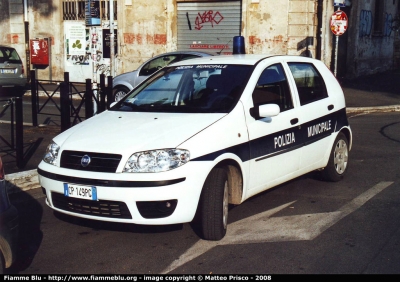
38,54,352,241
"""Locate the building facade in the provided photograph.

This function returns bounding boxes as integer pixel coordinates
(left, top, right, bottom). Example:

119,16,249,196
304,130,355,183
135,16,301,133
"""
0,0,398,82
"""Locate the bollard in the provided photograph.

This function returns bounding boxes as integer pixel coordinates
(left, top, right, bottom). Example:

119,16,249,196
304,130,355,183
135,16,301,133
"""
107,76,113,109
15,96,24,168
85,78,93,118
99,74,106,113
30,70,38,127
64,72,70,92
60,82,70,132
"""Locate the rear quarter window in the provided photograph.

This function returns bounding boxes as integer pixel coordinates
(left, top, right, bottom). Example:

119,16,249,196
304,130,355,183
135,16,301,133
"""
288,62,328,105
0,47,22,64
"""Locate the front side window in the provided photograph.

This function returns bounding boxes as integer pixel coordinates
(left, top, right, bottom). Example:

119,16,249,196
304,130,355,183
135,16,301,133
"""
288,62,328,105
252,64,293,112
113,64,253,113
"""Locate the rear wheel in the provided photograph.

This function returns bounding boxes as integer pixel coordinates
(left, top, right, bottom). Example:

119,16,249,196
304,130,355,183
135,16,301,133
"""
321,132,349,182
112,86,130,102
199,167,229,241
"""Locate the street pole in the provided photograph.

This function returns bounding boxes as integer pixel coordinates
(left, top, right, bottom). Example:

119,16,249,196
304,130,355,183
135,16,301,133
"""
24,0,30,82
91,26,98,114
334,35,339,77
110,0,115,77
333,7,340,77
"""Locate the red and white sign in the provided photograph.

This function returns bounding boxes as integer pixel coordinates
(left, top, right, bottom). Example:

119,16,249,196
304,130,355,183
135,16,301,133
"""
330,10,348,36
30,38,49,65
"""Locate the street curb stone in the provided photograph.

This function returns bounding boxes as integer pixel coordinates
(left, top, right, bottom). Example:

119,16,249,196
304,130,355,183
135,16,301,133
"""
346,105,400,114
5,105,400,194
5,169,40,194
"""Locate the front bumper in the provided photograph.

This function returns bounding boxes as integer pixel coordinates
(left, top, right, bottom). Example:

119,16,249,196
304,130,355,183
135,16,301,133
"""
38,161,211,225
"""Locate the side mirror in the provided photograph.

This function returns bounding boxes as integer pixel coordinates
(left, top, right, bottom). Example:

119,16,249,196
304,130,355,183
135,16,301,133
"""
250,104,280,119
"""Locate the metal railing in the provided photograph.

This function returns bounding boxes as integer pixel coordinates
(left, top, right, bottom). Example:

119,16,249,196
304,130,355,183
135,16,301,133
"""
30,70,113,132
0,96,24,168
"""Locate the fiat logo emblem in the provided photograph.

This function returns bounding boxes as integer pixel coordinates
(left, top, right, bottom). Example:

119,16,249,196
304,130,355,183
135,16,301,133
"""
81,155,91,167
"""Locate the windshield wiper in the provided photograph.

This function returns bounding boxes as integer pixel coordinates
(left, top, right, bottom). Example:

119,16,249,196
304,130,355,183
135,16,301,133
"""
121,101,138,110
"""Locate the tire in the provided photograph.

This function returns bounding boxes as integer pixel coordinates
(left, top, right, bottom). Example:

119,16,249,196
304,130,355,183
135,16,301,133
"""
112,86,130,102
321,132,349,182
0,250,5,274
198,167,229,241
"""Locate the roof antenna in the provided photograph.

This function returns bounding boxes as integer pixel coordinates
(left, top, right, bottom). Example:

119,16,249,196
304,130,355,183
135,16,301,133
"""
217,39,231,55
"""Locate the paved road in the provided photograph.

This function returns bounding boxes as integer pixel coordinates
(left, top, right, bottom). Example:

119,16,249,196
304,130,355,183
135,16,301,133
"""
6,112,400,274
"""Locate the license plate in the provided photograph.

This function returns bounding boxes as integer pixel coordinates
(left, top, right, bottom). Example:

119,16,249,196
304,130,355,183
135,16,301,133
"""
63,183,97,200
1,69,16,74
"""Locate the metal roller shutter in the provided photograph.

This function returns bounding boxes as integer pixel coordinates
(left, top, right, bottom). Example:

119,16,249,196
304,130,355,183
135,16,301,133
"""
177,1,241,54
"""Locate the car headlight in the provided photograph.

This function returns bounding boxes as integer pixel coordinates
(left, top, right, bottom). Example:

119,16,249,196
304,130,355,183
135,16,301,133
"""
124,149,190,173
43,141,60,165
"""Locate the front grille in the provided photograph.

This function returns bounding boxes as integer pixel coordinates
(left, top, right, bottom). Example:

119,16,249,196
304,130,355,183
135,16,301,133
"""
51,192,132,219
60,150,122,172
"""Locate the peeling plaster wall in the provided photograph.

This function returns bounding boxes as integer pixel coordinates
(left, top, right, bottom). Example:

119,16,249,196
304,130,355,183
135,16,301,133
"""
118,0,170,73
0,0,324,81
244,0,289,55
243,0,319,59
287,0,318,57
0,0,25,62
0,1,10,44
29,0,63,79
0,0,63,80
2,0,397,82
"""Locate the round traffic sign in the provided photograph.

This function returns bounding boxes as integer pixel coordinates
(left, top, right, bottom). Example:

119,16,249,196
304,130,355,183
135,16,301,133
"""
330,10,348,36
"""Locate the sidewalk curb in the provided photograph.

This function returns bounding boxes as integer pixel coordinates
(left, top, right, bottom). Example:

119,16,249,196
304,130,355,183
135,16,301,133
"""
5,105,400,194
5,169,40,194
346,105,400,114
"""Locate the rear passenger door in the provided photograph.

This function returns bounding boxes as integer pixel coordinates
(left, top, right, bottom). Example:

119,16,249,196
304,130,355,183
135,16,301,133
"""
286,61,336,170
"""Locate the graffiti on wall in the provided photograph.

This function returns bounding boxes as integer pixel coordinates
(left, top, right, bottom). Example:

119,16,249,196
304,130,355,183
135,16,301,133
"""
384,13,393,37
359,10,372,37
185,10,224,30
359,10,394,38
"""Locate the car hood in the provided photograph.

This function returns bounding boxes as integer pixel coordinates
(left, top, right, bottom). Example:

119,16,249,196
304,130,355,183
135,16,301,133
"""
112,70,138,87
54,110,225,155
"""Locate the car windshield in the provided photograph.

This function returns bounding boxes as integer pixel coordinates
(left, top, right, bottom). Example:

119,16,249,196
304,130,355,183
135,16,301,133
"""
0,47,22,64
112,64,253,113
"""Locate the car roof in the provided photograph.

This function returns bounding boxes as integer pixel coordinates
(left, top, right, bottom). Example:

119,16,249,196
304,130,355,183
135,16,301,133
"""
151,50,217,57
0,45,17,49
169,54,318,66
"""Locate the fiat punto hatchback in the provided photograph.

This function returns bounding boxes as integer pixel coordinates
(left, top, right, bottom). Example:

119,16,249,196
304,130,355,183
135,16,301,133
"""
38,55,352,240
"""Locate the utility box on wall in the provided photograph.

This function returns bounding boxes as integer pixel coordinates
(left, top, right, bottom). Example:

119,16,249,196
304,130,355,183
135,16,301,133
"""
30,38,49,67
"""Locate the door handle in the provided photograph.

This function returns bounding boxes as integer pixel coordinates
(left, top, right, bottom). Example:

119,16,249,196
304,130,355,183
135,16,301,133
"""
290,118,298,125
328,104,334,111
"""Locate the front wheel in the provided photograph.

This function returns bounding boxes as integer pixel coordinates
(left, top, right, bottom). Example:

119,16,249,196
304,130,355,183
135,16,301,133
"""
321,132,349,182
112,86,130,102
198,167,229,241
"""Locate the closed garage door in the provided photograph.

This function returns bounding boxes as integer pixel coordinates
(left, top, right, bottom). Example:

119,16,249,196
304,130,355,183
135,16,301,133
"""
177,1,241,54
